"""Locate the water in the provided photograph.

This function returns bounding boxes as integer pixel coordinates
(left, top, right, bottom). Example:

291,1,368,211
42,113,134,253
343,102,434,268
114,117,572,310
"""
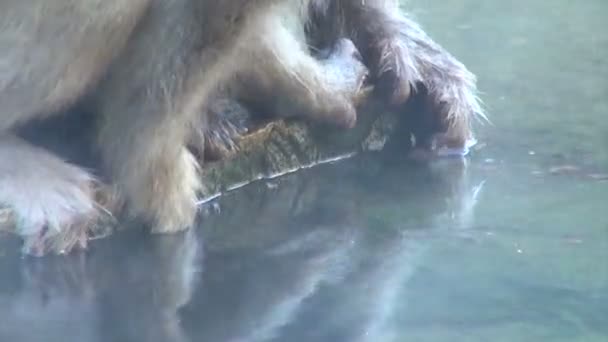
1,1,607,341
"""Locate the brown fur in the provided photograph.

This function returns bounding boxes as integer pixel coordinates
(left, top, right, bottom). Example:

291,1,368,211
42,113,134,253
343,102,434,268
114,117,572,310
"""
1,0,151,255
308,0,485,148
201,0,485,160
1,0,287,255
1,0,483,256
194,36,369,161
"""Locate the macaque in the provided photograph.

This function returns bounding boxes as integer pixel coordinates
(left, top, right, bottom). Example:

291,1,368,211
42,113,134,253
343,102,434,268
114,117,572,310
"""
308,1,485,150
190,36,370,161
0,0,483,256
1,0,278,256
198,0,484,161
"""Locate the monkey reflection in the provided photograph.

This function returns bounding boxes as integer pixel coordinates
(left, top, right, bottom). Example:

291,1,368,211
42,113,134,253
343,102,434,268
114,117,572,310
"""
0,229,202,342
180,155,485,342
0,154,485,342
94,230,202,342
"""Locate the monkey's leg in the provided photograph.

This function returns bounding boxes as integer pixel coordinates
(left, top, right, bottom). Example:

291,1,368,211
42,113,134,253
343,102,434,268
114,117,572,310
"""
339,0,484,150
234,18,368,129
0,135,111,256
94,2,237,234
96,93,202,234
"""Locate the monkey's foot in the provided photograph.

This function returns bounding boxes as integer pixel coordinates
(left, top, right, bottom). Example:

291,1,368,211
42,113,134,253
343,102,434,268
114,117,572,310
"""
0,135,118,256
19,180,118,257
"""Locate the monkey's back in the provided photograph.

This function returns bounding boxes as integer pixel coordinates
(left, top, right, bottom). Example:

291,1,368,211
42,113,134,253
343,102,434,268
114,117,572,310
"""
0,0,150,129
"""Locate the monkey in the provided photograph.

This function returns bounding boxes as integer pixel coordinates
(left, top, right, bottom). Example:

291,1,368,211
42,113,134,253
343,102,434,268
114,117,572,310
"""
91,1,376,242
306,0,485,152
1,0,153,256
194,0,484,162
1,0,277,256
190,36,371,162
0,0,372,256
1,0,483,257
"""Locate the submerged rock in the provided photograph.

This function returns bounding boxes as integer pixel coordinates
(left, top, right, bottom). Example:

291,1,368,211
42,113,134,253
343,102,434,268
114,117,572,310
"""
198,99,402,202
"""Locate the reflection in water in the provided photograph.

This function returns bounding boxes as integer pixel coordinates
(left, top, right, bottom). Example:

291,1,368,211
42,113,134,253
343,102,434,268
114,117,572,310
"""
95,230,202,342
0,255,99,342
0,155,484,342
188,157,477,342
0,229,202,342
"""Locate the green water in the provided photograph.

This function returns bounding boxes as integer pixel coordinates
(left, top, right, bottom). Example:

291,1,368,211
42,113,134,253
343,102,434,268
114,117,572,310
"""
1,1,607,341
389,1,608,340
409,0,608,168
395,0,608,341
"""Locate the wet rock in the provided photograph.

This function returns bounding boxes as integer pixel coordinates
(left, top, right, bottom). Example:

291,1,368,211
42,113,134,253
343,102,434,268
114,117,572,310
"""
197,99,403,201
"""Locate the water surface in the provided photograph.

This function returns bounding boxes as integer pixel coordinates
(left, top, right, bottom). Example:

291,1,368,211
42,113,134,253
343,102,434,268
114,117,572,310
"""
1,0,607,341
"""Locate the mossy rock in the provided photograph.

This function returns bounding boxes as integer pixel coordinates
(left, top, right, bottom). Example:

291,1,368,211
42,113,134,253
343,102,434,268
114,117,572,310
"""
198,101,400,201
0,99,404,238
